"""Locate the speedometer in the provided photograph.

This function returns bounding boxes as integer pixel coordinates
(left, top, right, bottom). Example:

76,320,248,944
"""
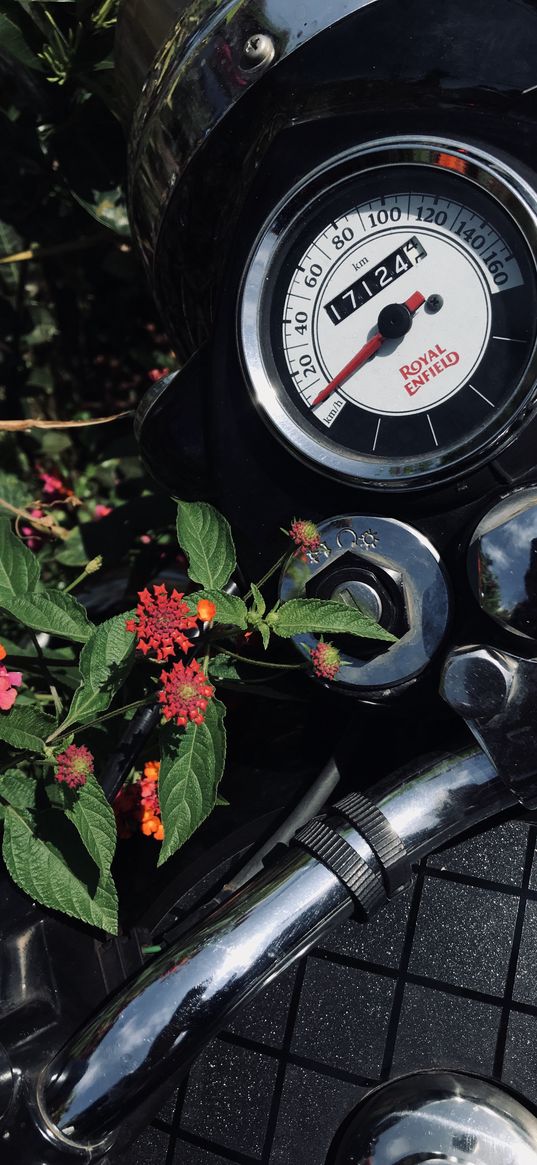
239,138,537,489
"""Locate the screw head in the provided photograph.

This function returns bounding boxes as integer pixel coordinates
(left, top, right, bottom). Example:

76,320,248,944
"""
426,294,444,313
240,33,275,71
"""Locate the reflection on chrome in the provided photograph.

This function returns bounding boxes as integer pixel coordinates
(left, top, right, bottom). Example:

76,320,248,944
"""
38,747,515,1151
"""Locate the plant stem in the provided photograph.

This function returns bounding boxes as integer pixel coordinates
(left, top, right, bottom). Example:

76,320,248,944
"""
0,497,68,540
30,630,64,716
217,647,305,671
242,553,287,603
46,697,154,744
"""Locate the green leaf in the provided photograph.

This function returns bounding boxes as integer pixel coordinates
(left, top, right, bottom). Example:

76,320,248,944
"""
176,501,236,589
0,589,93,642
50,775,116,876
55,527,87,567
0,470,33,511
250,583,266,617
259,621,271,650
0,706,55,753
2,805,118,933
0,769,37,809
268,598,397,641
186,590,247,630
0,12,45,71
208,653,240,681
158,697,226,866
0,519,40,594
59,611,136,731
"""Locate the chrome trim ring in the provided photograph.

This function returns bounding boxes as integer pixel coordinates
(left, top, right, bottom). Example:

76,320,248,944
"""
239,136,537,490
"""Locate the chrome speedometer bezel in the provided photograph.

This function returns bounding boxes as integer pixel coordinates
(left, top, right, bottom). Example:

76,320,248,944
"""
238,135,537,490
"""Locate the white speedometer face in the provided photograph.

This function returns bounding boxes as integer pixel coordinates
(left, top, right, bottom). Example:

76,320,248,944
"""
240,140,537,489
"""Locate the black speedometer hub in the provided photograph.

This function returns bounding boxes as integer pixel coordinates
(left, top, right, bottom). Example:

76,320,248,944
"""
240,138,537,490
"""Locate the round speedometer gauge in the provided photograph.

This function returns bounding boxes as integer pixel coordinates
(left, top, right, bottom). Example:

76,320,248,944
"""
239,138,537,489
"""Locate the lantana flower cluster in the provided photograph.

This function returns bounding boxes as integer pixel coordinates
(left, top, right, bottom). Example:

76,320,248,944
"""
126,586,215,728
114,760,164,841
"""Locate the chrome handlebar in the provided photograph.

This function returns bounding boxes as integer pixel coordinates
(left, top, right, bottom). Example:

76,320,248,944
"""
37,744,517,1155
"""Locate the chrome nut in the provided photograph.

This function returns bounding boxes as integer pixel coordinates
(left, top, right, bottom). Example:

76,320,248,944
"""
279,514,451,694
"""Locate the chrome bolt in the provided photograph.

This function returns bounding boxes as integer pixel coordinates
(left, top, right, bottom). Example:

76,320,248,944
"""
441,647,513,721
240,33,276,70
331,579,383,624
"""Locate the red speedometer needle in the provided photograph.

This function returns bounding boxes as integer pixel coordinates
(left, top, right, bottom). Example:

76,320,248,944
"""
311,291,425,408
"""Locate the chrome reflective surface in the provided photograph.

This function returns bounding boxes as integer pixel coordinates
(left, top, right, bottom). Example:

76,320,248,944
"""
279,513,451,691
38,746,515,1149
239,138,537,489
116,0,378,273
441,645,537,808
332,1071,537,1164
468,486,537,640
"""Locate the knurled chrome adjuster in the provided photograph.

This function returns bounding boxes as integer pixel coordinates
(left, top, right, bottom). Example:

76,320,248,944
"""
334,791,411,897
293,817,387,919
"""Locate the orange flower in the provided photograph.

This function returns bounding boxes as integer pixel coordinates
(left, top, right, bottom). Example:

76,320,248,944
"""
197,597,217,623
141,815,159,836
0,644,6,661
143,760,160,782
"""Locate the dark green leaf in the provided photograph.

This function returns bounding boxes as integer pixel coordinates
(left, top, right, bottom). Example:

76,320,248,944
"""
186,590,247,630
0,589,93,642
59,610,135,731
208,654,240,681
158,698,226,866
53,775,116,876
0,706,55,753
0,519,40,594
176,501,236,589
2,805,118,933
0,769,37,809
0,12,44,71
268,598,397,641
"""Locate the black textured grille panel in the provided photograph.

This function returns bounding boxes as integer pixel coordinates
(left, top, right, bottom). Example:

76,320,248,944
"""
128,815,537,1164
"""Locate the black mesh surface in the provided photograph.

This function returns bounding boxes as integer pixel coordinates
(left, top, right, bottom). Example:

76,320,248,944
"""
129,814,537,1164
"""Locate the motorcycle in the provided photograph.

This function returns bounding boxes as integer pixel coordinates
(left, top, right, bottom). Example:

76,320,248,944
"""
5,0,537,1160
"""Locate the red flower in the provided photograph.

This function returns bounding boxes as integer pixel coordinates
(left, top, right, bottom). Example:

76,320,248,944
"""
94,503,113,520
158,659,214,727
0,664,22,712
125,584,198,662
310,640,341,682
148,368,170,382
54,744,94,790
289,518,321,554
197,597,217,623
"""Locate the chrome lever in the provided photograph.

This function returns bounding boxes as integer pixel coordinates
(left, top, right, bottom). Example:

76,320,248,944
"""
441,644,537,808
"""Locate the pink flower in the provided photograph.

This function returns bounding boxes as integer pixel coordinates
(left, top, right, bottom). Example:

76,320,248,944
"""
0,665,22,712
37,466,70,499
148,367,170,382
289,518,321,554
54,744,94,790
94,503,113,520
310,640,341,682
